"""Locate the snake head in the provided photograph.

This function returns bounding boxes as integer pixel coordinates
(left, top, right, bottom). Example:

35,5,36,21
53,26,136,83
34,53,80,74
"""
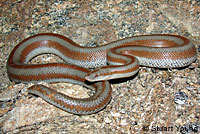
85,70,108,82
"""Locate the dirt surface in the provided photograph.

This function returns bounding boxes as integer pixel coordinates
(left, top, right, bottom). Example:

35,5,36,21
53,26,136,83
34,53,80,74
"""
0,0,199,133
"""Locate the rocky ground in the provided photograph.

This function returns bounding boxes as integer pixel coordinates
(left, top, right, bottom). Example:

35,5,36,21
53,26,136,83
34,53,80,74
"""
0,0,199,134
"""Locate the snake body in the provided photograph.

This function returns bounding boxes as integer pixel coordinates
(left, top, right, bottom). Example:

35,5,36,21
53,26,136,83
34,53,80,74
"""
7,33,197,114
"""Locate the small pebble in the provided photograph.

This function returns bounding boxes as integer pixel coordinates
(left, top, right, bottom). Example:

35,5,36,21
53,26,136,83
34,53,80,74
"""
174,92,188,105
104,117,112,124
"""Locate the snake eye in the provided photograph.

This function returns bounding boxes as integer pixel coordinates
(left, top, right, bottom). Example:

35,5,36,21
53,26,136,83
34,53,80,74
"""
94,73,98,78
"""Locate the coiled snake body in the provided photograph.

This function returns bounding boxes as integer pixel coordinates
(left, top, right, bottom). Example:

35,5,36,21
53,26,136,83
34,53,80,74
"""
7,33,197,114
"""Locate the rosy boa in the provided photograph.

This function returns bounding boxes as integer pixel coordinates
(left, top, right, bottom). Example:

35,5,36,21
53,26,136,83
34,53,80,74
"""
7,33,197,114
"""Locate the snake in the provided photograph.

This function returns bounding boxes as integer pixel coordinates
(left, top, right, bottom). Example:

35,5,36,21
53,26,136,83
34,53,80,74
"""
7,33,197,114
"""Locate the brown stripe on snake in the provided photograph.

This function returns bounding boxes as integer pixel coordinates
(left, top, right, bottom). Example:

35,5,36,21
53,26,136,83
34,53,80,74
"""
20,40,105,62
8,59,89,72
8,73,86,82
121,39,185,47
7,33,197,114
123,47,197,60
